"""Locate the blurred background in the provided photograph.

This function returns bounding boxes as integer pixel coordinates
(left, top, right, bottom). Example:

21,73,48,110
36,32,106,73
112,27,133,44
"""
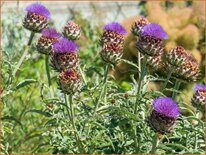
1,0,205,153
2,1,141,27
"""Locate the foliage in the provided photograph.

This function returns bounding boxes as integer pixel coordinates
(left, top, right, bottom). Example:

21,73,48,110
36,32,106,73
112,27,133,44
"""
1,6,205,154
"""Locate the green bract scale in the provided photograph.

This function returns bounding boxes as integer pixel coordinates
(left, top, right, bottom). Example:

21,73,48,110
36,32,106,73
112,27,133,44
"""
58,69,82,94
63,22,81,40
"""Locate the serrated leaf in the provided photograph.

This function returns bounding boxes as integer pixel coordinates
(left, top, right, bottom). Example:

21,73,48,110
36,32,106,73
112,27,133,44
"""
157,144,174,151
43,98,61,103
43,98,68,108
164,88,181,93
184,116,204,126
164,143,189,151
3,126,14,134
179,107,194,115
1,115,22,126
25,109,52,117
86,67,103,76
143,90,166,98
97,105,140,122
121,59,140,72
15,79,37,90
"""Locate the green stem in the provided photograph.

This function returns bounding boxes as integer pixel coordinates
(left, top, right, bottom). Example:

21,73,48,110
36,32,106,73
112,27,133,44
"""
137,51,141,85
134,58,147,114
132,54,147,153
172,79,181,99
65,94,85,153
13,31,35,76
78,65,87,85
93,64,109,113
45,55,52,87
86,64,109,138
64,94,71,119
151,133,160,154
45,55,54,97
194,131,197,150
161,68,174,91
27,31,35,46
133,128,139,153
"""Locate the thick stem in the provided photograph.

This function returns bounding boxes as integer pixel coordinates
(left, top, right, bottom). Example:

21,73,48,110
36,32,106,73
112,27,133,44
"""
64,94,71,119
65,94,85,153
133,54,147,153
161,68,174,91
151,133,160,154
27,31,35,46
172,79,181,99
194,131,197,150
137,51,141,87
133,128,139,153
103,64,110,83
45,55,52,87
13,31,35,77
78,65,87,85
45,55,54,97
86,64,109,138
134,58,147,114
93,64,109,113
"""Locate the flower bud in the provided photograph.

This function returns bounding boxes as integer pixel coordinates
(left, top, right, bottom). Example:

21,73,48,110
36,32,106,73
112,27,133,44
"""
63,22,81,40
100,42,123,64
173,53,200,81
58,69,82,94
191,84,206,111
131,16,149,36
167,46,188,67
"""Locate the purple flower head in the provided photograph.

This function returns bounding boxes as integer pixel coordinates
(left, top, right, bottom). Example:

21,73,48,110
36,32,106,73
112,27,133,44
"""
42,28,62,38
153,97,181,118
25,3,50,18
53,38,79,54
141,15,145,18
104,22,127,35
194,84,206,91
142,23,168,39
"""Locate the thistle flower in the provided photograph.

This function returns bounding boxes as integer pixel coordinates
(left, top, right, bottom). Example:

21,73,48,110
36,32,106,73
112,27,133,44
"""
191,84,206,111
194,84,206,91
58,69,82,94
37,28,62,55
23,3,50,32
51,38,79,72
136,23,167,56
173,53,199,82
100,22,127,46
131,16,149,36
141,23,168,39
100,42,123,64
167,46,188,66
63,22,81,40
148,97,181,134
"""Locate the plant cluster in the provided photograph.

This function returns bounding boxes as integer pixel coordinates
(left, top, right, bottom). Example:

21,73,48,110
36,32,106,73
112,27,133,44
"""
1,3,205,154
